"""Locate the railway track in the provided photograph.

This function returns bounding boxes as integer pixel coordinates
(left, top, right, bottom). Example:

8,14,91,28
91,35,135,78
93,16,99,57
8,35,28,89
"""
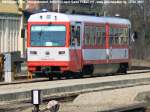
0,69,150,86
0,70,150,111
0,95,148,112
101,103,147,112
0,85,149,112
0,70,150,102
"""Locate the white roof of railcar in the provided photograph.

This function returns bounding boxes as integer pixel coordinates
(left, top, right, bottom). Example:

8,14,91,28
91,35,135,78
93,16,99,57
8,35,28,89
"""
28,12,131,25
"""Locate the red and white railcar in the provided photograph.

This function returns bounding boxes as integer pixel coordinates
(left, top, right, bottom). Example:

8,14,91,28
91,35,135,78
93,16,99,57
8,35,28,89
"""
27,12,131,79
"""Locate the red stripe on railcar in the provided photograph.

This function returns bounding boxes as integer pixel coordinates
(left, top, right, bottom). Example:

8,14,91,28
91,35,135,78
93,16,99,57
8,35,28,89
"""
27,61,70,66
83,59,129,65
105,23,109,49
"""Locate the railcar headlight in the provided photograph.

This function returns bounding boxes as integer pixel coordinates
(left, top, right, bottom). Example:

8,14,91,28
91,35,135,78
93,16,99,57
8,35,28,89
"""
58,51,65,55
45,51,50,55
30,51,37,55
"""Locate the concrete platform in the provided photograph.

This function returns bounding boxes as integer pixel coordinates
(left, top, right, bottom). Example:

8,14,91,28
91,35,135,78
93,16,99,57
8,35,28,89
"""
0,72,150,103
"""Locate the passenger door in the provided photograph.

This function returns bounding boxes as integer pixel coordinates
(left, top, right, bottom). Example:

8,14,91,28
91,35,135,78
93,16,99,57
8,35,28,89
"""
70,23,82,72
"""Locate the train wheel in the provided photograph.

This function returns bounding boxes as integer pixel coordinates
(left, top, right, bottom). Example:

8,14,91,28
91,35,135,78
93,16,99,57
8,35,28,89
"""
73,72,83,79
81,65,94,75
67,72,73,79
65,74,71,79
35,72,47,78
35,73,41,78
48,75,53,81
62,72,72,79
122,67,127,74
78,72,83,78
57,75,61,80
118,64,128,74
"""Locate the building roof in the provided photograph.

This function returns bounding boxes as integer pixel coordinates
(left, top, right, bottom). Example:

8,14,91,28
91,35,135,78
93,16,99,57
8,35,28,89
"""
28,12,131,25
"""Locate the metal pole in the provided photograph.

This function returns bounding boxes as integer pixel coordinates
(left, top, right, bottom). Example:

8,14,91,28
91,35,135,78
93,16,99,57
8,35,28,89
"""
32,105,40,112
57,0,60,12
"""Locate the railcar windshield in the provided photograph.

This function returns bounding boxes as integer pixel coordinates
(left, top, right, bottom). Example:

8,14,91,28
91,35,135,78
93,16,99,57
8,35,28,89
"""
30,25,66,46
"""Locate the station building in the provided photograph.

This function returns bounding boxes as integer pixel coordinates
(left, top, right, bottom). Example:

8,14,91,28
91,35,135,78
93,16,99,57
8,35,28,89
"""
0,0,25,56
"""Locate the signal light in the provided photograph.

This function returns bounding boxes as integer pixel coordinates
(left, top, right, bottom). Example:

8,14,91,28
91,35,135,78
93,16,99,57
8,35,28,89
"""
32,90,41,105
31,90,41,112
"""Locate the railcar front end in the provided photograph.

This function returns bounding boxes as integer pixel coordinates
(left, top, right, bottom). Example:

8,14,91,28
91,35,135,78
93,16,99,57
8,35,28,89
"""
27,22,76,79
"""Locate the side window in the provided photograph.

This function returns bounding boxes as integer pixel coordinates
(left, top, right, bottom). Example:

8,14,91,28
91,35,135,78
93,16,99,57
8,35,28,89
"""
96,27,99,45
93,27,96,45
123,28,129,44
118,27,128,45
76,26,80,46
114,28,118,44
118,28,122,44
84,25,105,47
109,27,113,45
70,26,76,46
70,25,81,46
110,26,129,45
90,26,95,45
84,25,90,45
96,26,105,46
101,27,105,47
